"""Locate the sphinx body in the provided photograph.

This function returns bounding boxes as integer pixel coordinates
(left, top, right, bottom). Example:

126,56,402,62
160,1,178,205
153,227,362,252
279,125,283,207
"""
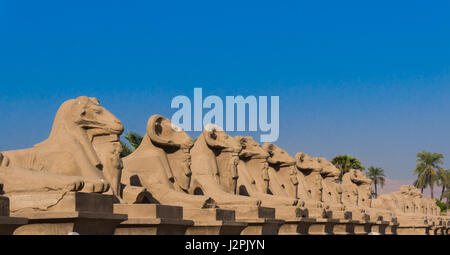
371,185,429,227
121,115,215,208
189,125,261,207
0,96,123,192
295,152,330,210
341,170,368,214
230,136,298,207
262,143,299,199
347,169,394,221
372,185,438,223
314,157,348,212
0,96,125,211
91,134,123,200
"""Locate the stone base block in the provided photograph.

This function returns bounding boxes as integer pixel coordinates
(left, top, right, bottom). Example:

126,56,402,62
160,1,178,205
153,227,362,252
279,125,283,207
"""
396,225,429,235
0,196,9,216
350,211,370,222
274,206,307,219
11,192,126,235
305,207,327,219
221,206,284,235
370,221,390,235
327,210,352,220
0,196,28,235
305,218,335,235
274,206,310,235
385,223,399,235
239,218,285,235
349,220,373,235
0,216,28,235
330,219,353,235
232,206,275,219
114,204,193,235
184,208,247,235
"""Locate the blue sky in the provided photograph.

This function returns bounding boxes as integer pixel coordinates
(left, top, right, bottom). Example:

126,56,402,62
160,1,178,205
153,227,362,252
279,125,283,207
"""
0,1,449,179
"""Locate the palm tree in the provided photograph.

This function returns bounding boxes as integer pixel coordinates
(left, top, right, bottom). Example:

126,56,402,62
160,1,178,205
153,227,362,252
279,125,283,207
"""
437,169,449,202
366,166,386,198
124,131,143,149
413,151,444,199
444,189,450,213
331,155,365,182
120,131,143,158
120,141,133,158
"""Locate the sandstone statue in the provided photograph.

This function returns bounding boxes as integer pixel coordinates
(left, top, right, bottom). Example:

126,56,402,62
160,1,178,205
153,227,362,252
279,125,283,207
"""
346,169,394,221
340,169,370,217
121,115,216,208
230,136,298,207
372,185,416,215
294,152,329,210
91,134,123,200
0,96,130,212
0,96,124,193
189,125,261,207
316,157,346,211
262,143,299,199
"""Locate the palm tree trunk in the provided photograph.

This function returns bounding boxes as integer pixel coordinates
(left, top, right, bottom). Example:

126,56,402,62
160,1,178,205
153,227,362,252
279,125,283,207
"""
446,184,449,210
441,185,445,202
374,180,378,198
430,183,434,199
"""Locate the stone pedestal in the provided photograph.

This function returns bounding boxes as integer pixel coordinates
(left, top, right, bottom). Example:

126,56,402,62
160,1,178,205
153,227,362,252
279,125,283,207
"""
0,196,28,235
395,215,428,235
276,206,348,235
324,209,353,235
370,221,390,234
304,218,335,235
385,222,399,235
223,206,284,235
343,210,370,235
12,192,126,235
184,208,247,235
327,210,352,220
114,204,193,235
276,206,310,235
330,219,354,235
306,207,327,218
397,224,429,235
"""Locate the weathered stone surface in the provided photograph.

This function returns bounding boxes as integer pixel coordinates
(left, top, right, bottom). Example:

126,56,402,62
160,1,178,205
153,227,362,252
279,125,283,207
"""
184,208,247,235
189,125,261,207
121,115,215,208
232,136,298,207
12,192,126,235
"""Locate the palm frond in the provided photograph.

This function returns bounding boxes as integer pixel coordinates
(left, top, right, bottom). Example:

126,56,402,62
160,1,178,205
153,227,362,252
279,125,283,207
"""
120,140,133,158
124,131,144,150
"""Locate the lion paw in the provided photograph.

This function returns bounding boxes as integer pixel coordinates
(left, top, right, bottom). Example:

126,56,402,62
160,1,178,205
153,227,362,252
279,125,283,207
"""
82,179,111,193
64,179,85,192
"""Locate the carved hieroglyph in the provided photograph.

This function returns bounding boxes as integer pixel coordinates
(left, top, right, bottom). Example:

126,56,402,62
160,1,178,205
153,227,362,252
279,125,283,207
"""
230,136,298,207
121,115,216,208
189,125,261,207
0,96,127,211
